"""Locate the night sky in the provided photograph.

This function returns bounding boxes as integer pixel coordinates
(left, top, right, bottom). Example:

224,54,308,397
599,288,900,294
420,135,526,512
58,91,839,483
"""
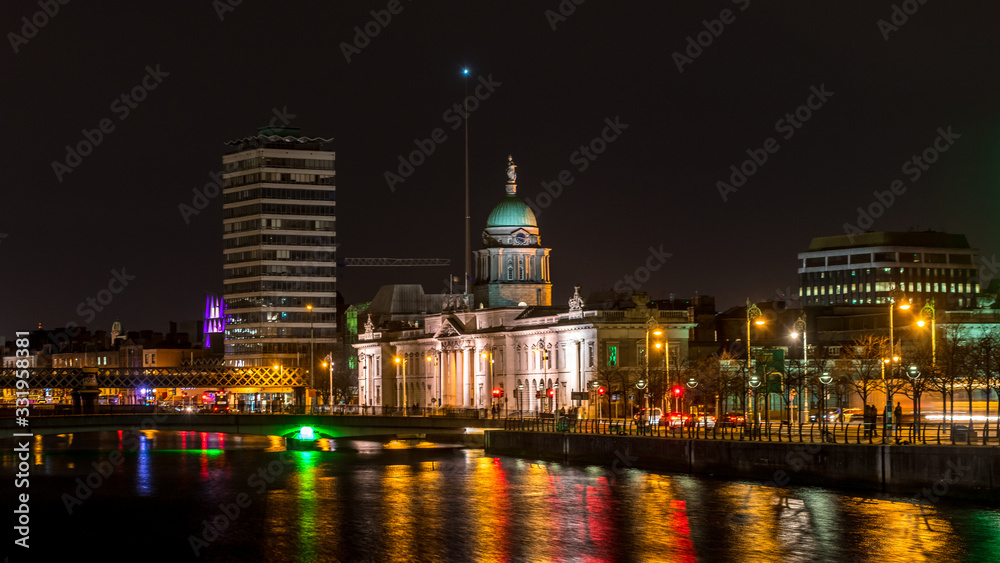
3,1,999,339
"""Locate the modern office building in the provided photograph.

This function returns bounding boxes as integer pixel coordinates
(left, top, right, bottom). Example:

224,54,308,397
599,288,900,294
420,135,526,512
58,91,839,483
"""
222,127,337,369
798,231,980,308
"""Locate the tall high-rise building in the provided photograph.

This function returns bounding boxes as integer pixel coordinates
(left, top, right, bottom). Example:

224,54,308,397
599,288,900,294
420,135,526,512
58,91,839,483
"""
222,127,337,369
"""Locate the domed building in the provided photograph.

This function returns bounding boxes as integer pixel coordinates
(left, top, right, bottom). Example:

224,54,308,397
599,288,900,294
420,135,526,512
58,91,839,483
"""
352,155,697,416
473,156,552,307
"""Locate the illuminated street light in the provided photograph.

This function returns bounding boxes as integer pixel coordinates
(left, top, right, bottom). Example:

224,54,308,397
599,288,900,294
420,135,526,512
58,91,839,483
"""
745,299,764,437
883,285,908,442
792,315,807,424
394,355,407,416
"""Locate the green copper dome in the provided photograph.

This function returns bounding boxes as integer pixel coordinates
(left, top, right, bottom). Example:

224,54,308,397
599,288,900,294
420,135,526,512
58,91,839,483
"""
486,195,537,228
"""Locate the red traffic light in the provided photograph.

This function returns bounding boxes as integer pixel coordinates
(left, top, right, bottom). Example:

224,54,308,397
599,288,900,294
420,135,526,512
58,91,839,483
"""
547,388,554,397
492,388,502,397
598,387,606,395
672,386,683,397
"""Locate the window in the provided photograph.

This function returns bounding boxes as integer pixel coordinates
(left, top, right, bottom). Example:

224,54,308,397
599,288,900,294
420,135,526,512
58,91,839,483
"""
607,345,618,367
588,343,594,367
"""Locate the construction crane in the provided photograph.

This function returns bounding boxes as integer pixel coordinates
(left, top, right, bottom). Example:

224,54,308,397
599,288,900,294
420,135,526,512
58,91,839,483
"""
340,258,450,267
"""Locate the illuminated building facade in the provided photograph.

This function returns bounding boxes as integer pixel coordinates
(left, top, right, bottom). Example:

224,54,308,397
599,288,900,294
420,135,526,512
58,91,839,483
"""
222,127,337,367
798,231,980,308
353,157,695,412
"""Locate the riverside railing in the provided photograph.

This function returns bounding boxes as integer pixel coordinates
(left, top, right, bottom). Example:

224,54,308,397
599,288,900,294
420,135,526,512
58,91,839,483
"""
501,417,1000,446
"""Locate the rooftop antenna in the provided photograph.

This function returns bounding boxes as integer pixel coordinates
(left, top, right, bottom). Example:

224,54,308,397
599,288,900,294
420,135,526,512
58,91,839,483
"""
463,66,471,296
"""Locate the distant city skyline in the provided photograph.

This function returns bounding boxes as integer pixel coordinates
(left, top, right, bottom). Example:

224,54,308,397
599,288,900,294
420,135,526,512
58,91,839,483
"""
4,2,999,338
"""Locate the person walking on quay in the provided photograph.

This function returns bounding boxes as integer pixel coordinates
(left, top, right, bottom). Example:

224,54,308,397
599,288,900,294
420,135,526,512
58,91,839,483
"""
863,405,872,439
894,402,903,433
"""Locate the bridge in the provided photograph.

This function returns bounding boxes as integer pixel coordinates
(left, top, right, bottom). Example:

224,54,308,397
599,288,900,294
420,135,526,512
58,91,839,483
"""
0,366,307,389
0,413,504,442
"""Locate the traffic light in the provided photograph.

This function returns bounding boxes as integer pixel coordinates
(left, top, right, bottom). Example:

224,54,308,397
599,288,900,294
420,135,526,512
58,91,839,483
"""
672,386,683,397
547,388,554,398
598,386,606,395
492,388,503,398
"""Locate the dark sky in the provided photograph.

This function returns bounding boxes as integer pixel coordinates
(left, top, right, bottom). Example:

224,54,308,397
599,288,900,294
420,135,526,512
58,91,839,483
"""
2,1,998,339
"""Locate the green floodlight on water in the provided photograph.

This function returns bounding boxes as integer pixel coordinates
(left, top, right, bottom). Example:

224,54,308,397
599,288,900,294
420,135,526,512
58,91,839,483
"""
295,426,316,440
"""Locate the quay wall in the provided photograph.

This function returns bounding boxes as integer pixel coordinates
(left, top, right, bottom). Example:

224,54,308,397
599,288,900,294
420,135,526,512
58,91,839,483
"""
485,431,1000,502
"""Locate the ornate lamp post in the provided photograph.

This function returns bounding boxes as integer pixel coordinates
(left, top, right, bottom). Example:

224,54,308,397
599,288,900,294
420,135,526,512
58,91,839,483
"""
481,347,495,415
394,355,407,416
636,378,647,430
792,315,807,424
819,371,833,439
534,340,551,414
745,299,764,434
915,299,935,432
425,351,440,410
645,317,662,410
885,285,909,441
307,304,314,395
322,354,333,410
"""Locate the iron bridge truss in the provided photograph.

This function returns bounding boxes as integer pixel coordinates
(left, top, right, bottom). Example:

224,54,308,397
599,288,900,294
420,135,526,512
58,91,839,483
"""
0,367,307,390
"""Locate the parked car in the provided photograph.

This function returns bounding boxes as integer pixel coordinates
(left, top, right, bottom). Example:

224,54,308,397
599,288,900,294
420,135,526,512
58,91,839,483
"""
718,412,746,427
691,413,717,428
811,407,863,423
633,408,663,426
665,412,691,427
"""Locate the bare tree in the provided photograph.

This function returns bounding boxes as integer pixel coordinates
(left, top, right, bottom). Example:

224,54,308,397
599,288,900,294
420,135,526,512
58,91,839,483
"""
968,328,1000,437
842,334,888,411
928,325,969,424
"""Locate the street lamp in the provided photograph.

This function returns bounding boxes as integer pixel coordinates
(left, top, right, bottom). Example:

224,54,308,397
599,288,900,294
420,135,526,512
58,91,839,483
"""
307,304,314,394
518,383,524,420
746,299,764,434
322,354,333,410
917,298,936,372
425,351,440,410
535,340,550,414
481,347,495,416
792,315,807,424
645,317,662,411
819,371,833,439
394,355,407,416
636,378,647,430
885,285,908,441
916,299,935,429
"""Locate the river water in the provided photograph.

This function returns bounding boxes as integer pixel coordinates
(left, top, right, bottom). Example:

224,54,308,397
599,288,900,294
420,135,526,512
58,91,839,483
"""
4,430,998,562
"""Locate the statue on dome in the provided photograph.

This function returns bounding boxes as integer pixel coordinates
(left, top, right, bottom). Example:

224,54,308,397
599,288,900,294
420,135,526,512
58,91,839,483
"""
506,155,517,183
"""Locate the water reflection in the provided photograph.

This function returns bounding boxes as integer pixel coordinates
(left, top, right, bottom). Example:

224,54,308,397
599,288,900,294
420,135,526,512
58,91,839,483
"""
11,431,1000,562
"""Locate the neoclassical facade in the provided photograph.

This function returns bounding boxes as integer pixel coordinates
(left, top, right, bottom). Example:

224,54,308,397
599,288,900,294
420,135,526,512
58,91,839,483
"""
353,156,696,413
